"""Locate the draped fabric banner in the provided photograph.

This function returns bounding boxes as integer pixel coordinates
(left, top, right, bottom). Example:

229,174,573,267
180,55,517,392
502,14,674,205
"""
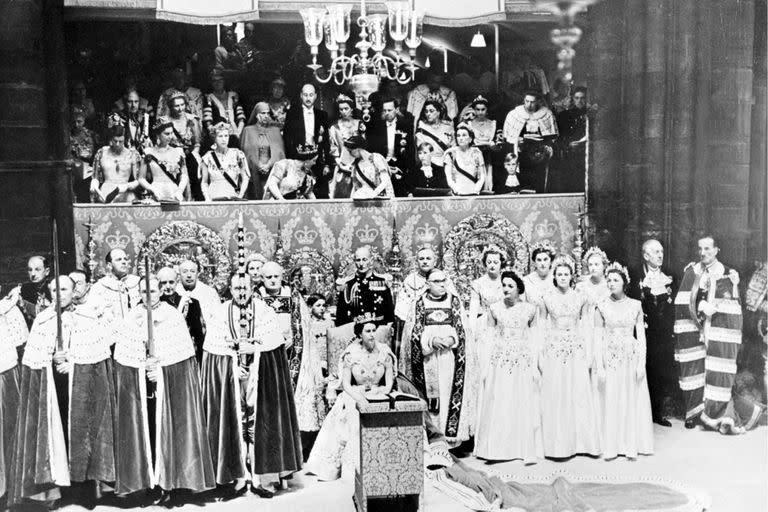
73,195,584,301
156,0,258,23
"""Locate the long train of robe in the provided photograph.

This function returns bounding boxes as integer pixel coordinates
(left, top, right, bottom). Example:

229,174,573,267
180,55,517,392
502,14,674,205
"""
200,352,247,485
8,366,70,505
114,358,215,494
0,366,21,499
248,346,303,476
68,360,117,483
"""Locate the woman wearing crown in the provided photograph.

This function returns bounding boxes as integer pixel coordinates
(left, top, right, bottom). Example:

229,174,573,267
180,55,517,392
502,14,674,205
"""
263,146,318,200
539,255,601,458
415,100,455,175
444,123,485,196
467,95,497,192
200,122,250,201
305,317,396,481
594,263,654,459
138,117,189,202
328,94,364,199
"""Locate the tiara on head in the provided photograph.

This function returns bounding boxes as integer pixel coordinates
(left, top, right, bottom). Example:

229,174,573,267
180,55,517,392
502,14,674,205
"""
355,311,383,324
552,254,576,274
471,95,488,105
335,93,353,104
583,246,609,266
296,143,319,156
209,121,231,137
481,244,505,260
153,116,173,133
605,261,630,284
530,239,557,257
169,90,186,102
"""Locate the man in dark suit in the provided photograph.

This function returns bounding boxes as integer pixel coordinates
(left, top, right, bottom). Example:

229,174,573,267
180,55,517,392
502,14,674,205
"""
282,83,332,198
366,97,415,197
628,238,679,427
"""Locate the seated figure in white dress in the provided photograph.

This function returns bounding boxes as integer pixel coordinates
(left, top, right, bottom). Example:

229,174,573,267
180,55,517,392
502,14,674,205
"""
200,122,250,200
305,319,395,481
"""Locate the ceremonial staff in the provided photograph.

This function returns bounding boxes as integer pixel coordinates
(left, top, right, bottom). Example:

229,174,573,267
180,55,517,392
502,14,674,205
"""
236,213,249,368
144,255,156,397
52,219,64,352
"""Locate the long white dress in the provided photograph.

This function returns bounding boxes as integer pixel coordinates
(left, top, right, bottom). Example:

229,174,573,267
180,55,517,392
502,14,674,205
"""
467,274,503,432
474,301,543,463
305,342,395,481
595,298,654,459
523,271,554,306
539,289,601,457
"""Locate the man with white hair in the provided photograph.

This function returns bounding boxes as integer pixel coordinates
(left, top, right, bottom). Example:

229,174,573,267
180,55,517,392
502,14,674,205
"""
335,246,394,333
158,266,206,364
87,248,140,322
629,239,678,427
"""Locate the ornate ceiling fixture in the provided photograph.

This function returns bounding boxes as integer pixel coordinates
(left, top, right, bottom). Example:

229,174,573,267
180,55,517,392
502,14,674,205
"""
300,1,424,86
528,0,601,82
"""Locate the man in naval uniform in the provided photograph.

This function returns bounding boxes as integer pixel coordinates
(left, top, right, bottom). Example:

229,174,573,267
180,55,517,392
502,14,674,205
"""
335,246,394,346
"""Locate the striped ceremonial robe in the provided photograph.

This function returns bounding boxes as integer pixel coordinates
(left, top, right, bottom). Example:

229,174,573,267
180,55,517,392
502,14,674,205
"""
673,260,760,431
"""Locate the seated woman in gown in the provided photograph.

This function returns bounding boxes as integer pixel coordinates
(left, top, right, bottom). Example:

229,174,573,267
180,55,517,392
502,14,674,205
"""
305,318,396,481
91,124,140,203
200,122,250,201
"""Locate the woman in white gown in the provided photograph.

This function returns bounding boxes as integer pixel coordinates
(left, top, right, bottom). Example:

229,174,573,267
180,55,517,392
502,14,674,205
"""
468,246,505,431
305,320,395,481
575,246,611,316
444,123,485,196
539,255,601,458
474,271,542,463
200,122,250,200
594,263,654,460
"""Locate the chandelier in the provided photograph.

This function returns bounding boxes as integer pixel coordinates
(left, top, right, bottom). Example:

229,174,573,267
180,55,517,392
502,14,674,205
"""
528,0,602,82
299,1,424,86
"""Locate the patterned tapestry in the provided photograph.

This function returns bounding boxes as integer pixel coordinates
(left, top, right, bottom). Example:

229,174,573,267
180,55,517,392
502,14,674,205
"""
73,195,585,303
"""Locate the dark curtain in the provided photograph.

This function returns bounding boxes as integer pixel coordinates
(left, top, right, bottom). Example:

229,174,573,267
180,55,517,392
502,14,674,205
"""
586,0,766,273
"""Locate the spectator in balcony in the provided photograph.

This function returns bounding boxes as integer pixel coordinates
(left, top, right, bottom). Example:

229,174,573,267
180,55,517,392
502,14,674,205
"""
283,83,332,198
166,91,202,199
241,102,285,199
555,86,589,192
407,72,458,126
366,96,415,197
467,95,497,192
328,94,365,199
248,76,292,130
503,90,558,193
263,146,318,200
200,122,250,201
444,123,485,196
138,117,189,202
214,23,244,75
412,142,449,195
70,107,97,203
91,124,140,203
109,86,153,155
202,71,245,147
69,79,97,129
156,66,204,120
414,100,455,179
345,135,394,199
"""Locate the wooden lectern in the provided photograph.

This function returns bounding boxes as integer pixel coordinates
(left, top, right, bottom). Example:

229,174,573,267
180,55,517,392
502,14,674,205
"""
354,397,426,512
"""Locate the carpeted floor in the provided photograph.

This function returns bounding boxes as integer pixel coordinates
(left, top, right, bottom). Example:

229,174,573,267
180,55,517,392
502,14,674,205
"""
60,419,766,511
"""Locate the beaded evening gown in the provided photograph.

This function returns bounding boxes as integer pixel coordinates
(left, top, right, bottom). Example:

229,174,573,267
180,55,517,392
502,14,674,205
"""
539,289,601,457
595,297,654,459
474,301,543,463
